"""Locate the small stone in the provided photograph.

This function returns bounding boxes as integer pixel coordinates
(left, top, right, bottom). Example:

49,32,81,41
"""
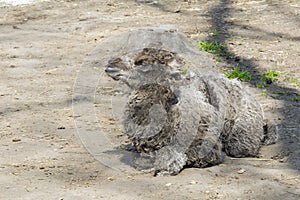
107,177,114,181
190,180,197,185
165,183,172,187
234,57,240,62
237,169,246,174
12,138,21,142
266,80,273,84
279,157,288,163
273,178,279,182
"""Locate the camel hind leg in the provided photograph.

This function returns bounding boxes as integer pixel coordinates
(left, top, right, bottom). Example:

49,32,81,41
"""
187,139,225,168
222,114,264,158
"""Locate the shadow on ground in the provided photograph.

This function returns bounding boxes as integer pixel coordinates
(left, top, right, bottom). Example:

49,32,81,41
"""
207,0,300,172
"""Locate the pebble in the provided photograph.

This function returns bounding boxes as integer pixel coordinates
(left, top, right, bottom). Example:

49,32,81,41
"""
165,183,172,187
279,157,288,163
237,169,246,174
12,138,21,142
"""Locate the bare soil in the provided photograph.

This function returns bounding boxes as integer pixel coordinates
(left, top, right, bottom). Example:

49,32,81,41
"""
0,0,299,199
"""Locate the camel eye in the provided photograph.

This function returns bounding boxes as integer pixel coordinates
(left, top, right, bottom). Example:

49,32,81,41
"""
168,96,178,105
134,59,144,66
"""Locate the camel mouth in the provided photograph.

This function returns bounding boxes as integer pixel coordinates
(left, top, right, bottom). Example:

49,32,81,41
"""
105,66,123,81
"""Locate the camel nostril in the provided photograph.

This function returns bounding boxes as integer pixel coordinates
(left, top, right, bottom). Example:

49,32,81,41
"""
105,66,121,73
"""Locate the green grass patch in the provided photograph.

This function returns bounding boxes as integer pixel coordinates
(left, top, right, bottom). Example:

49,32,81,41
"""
256,70,281,88
289,78,300,87
291,96,299,102
261,70,280,82
256,82,265,88
198,41,226,56
225,66,252,81
261,89,267,96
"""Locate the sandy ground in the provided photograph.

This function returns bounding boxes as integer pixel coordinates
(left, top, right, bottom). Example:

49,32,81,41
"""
0,0,300,199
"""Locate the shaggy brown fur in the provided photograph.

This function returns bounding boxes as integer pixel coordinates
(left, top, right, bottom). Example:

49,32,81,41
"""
105,47,278,176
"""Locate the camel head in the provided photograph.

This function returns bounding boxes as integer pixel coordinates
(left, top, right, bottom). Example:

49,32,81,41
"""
104,47,185,89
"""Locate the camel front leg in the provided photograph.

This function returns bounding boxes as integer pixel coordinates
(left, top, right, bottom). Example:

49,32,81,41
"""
154,146,188,176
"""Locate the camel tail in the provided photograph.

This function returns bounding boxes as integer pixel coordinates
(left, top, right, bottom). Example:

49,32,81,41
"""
262,122,279,145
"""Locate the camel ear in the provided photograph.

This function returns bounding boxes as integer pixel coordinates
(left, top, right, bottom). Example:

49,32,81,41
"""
135,64,152,73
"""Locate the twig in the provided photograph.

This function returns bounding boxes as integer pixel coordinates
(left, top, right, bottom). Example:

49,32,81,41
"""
227,157,274,161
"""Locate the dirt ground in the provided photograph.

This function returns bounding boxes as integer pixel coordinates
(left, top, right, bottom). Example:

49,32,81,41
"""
0,0,300,199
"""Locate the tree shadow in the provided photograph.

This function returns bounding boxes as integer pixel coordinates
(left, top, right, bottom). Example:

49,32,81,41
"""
207,0,300,171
